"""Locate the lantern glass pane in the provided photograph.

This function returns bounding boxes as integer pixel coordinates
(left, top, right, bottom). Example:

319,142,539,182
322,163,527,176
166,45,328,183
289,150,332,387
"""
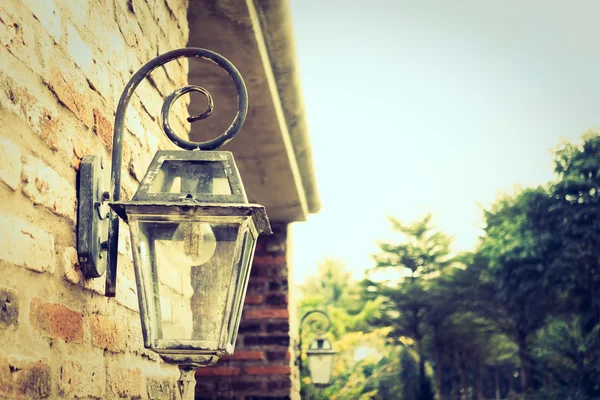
307,339,335,387
132,219,243,343
148,160,231,195
307,353,335,386
226,229,256,345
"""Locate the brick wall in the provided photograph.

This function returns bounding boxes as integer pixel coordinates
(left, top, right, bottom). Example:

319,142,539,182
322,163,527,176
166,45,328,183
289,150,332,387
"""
0,0,191,398
194,223,301,400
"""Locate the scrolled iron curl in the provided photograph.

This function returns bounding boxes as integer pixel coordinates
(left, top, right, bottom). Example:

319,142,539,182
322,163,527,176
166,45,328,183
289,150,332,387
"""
105,48,248,296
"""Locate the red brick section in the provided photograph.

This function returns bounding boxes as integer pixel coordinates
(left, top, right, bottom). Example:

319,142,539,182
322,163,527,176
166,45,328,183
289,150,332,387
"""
106,365,142,399
221,351,265,361
245,366,291,375
87,314,127,353
195,367,241,377
244,294,264,305
29,298,84,344
46,67,92,128
0,356,52,399
195,223,295,400
244,309,289,320
92,107,113,148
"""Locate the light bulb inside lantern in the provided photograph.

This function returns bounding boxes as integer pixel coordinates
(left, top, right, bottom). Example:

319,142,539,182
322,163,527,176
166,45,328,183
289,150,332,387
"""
155,222,217,267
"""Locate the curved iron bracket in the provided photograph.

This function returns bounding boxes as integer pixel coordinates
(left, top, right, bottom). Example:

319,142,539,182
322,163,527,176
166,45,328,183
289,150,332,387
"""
74,48,248,296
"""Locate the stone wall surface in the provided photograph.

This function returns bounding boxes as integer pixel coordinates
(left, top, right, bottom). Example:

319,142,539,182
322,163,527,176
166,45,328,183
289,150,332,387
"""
0,0,191,398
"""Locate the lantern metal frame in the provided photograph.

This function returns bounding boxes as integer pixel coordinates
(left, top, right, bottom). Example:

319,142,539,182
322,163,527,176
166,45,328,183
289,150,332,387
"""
296,310,337,388
75,48,272,400
77,48,255,293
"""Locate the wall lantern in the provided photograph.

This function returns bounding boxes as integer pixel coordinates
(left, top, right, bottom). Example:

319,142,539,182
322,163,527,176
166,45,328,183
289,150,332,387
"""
76,48,271,399
296,310,337,389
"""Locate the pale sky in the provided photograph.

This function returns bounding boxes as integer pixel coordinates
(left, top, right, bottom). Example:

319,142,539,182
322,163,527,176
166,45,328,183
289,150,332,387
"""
288,0,600,283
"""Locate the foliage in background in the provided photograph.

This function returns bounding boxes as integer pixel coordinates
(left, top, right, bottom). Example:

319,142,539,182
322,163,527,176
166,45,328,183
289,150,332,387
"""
296,131,600,399
297,259,388,399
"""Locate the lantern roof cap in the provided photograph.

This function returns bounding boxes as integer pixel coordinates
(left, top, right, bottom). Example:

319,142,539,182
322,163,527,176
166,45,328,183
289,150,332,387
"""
108,150,271,234
131,150,247,203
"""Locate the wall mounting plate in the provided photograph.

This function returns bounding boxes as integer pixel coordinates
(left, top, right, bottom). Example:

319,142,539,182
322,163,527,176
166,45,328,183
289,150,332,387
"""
77,155,109,278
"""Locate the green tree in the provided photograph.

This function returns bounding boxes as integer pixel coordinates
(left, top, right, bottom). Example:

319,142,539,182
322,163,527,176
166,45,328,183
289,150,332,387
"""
478,187,556,395
422,259,519,400
530,131,600,398
366,214,454,400
549,132,600,334
533,317,600,399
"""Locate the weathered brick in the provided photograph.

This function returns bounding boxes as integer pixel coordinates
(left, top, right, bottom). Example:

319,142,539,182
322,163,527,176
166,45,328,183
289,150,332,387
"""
0,71,61,150
266,351,290,362
244,335,290,347
221,351,264,361
71,137,89,170
106,365,142,399
106,29,127,72
251,255,277,266
239,322,261,334
130,0,156,41
66,24,111,99
245,366,291,376
0,287,19,330
231,381,265,392
195,367,241,377
245,294,264,305
194,381,215,394
21,155,76,222
266,322,289,333
243,309,289,320
247,280,267,293
47,67,92,127
0,5,41,74
0,215,55,273
0,139,21,190
146,377,174,400
164,0,187,25
115,1,142,48
125,106,146,142
36,111,61,151
114,270,139,312
0,356,12,398
117,224,133,260
267,380,292,392
59,359,105,398
29,298,83,343
250,266,287,280
266,294,288,306
246,396,290,400
87,314,127,353
23,0,61,42
9,356,52,399
263,235,286,253
150,0,169,34
67,23,93,72
93,107,113,148
68,0,88,23
268,280,288,292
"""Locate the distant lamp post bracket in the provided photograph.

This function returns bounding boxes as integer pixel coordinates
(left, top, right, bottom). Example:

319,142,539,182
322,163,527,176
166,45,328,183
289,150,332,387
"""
296,310,337,388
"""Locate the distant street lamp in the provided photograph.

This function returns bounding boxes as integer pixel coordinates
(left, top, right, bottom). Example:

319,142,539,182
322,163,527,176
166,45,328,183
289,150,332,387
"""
296,310,337,388
76,48,271,399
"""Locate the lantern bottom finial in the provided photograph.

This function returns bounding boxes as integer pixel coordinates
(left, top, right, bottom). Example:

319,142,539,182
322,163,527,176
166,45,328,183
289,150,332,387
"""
177,366,196,400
